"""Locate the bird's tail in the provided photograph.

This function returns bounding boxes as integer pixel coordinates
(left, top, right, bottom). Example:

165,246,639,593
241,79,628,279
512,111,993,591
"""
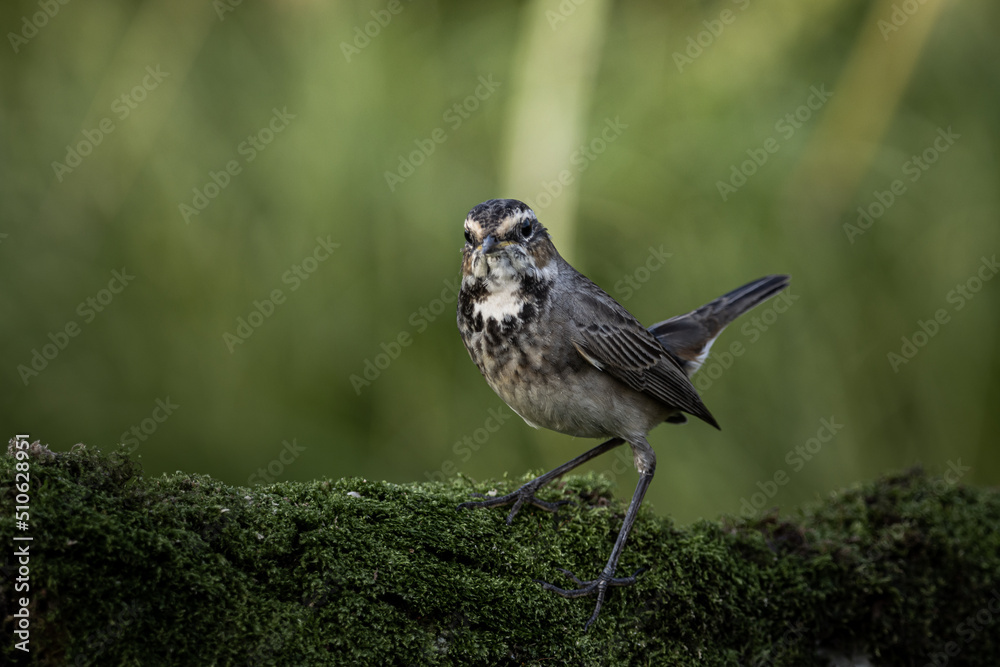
649,275,790,376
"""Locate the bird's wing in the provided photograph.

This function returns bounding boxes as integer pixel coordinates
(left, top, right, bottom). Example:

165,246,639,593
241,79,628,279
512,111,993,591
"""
569,281,719,428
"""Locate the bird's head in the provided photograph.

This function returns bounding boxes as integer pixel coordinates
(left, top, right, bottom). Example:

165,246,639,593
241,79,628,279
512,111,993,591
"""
461,199,557,285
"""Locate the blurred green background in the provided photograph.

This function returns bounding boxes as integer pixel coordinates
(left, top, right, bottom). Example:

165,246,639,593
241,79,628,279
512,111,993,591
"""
2,0,997,524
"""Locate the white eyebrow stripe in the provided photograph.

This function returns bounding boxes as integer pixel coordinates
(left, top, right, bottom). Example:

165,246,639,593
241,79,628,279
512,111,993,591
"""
495,209,535,237
465,218,484,236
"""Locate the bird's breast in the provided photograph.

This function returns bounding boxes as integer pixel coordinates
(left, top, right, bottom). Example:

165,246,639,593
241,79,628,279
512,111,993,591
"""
458,278,545,376
458,276,612,436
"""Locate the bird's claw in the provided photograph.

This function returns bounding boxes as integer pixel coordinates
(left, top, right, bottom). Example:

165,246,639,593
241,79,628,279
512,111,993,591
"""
535,566,648,630
457,484,573,524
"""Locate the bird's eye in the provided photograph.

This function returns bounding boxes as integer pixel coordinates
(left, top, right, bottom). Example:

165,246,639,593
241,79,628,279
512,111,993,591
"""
464,229,474,245
519,219,533,239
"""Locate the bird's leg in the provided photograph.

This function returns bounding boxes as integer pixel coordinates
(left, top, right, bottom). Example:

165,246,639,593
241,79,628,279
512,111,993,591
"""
538,462,654,630
458,437,624,524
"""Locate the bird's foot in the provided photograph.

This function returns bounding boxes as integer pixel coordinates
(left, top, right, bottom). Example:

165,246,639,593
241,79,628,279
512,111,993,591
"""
457,480,573,524
536,566,648,630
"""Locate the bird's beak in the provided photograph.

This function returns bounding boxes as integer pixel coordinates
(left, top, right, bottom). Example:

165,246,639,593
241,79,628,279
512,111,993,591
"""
480,234,506,256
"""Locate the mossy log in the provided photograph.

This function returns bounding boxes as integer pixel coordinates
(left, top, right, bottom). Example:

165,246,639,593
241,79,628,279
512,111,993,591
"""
1,441,999,666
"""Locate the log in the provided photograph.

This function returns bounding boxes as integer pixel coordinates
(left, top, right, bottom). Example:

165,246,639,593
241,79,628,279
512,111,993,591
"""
2,440,998,665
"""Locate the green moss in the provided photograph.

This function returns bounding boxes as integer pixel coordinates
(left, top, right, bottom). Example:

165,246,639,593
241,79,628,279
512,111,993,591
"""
2,443,999,666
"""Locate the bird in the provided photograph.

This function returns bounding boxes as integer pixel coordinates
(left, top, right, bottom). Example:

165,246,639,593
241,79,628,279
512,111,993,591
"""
455,198,789,630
